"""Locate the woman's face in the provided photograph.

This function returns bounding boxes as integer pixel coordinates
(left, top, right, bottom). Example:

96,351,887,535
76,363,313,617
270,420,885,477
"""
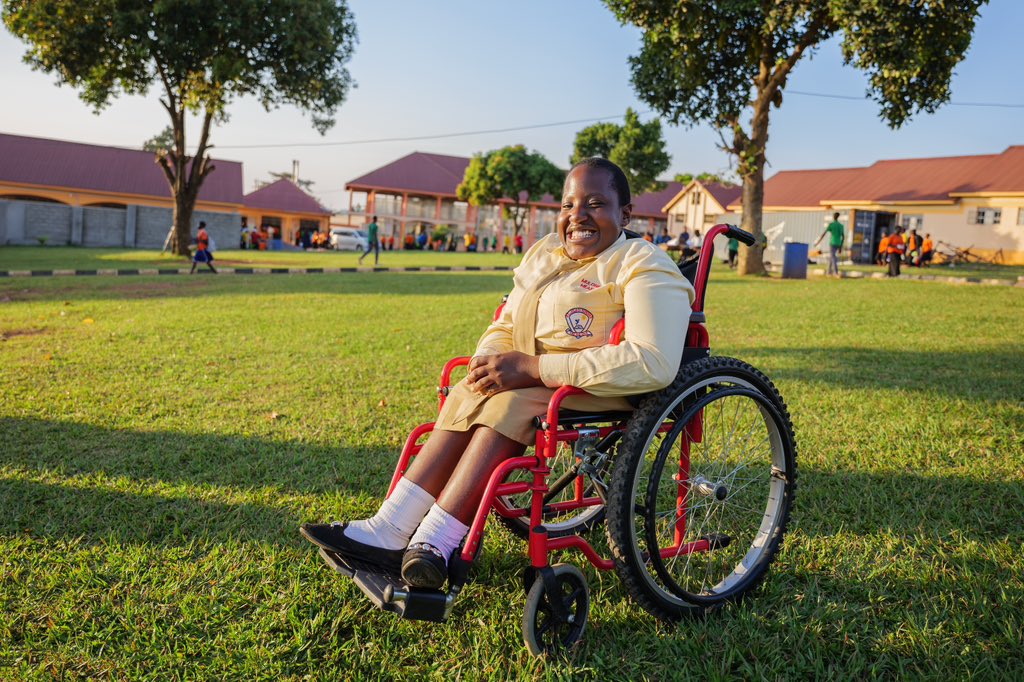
557,165,631,260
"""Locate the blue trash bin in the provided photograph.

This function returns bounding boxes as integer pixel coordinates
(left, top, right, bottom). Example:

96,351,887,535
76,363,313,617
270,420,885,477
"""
781,242,809,279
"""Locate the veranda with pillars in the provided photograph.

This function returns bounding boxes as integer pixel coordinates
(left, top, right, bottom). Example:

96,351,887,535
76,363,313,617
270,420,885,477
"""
347,189,561,249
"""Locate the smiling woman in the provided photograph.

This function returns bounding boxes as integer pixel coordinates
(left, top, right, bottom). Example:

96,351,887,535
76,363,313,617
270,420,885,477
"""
300,157,695,590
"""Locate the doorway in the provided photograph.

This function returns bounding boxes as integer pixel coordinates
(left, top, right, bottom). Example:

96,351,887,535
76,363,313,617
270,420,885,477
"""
851,211,897,263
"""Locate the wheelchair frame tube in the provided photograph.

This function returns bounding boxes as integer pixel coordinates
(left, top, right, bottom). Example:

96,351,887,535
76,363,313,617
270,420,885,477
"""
460,455,539,562
692,223,733,314
438,356,471,409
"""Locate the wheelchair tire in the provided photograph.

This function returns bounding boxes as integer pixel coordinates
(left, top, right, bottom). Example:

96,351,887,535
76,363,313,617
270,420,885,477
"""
496,440,608,540
606,356,797,621
522,563,590,657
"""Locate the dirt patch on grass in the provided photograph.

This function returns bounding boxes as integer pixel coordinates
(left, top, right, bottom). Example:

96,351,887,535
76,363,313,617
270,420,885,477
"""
0,328,50,340
0,279,210,302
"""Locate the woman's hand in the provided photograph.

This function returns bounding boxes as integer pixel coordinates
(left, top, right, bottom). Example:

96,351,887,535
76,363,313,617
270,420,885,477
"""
465,351,544,395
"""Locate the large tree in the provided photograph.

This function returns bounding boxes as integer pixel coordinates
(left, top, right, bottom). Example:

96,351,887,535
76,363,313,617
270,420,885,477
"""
605,0,987,275
4,0,357,256
456,145,564,236
570,107,671,195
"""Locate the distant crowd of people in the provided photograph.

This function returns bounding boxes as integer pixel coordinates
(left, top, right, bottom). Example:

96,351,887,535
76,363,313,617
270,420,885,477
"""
876,226,934,277
239,221,278,251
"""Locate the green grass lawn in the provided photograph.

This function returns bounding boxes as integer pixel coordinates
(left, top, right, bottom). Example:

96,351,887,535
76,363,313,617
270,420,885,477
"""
0,246,523,271
1,268,1021,679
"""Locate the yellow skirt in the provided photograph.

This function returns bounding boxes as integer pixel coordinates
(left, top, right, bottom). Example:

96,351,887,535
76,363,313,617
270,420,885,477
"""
435,380,633,445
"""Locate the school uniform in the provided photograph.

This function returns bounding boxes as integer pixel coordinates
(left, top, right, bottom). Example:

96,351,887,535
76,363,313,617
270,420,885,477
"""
435,232,694,444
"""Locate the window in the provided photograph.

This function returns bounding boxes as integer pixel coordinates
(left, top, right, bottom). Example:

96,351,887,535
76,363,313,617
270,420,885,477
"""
1018,208,1024,225
969,208,1002,225
901,214,923,230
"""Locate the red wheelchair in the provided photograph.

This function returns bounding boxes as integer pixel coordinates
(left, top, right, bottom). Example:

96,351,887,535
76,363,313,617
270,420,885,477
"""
318,224,798,656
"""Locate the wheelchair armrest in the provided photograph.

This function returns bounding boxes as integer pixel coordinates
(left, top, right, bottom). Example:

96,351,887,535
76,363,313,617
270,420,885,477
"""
440,356,471,389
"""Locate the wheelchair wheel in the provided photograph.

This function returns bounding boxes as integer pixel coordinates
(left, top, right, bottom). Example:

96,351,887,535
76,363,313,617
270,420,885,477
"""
522,563,590,657
496,440,609,540
606,356,797,621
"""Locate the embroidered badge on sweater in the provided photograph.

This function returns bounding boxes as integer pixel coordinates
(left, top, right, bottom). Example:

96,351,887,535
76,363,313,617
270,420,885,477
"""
565,307,594,338
579,278,600,290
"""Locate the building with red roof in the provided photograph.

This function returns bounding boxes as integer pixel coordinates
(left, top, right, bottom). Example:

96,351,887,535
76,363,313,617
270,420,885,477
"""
242,178,333,245
343,151,681,249
661,180,743,239
0,132,345,251
0,132,244,249
723,146,1024,264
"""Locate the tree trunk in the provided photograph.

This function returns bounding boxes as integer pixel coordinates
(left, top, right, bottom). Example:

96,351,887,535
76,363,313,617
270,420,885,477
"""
173,192,195,258
155,76,214,259
736,99,771,276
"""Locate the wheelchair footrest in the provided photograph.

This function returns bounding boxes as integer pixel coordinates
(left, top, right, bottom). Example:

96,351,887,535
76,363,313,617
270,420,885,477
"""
318,548,450,623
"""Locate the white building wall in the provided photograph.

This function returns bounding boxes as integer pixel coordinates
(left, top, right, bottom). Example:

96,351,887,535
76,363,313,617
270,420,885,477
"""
902,199,1024,264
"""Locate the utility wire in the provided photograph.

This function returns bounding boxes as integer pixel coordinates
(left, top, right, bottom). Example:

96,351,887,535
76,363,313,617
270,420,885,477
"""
788,89,1024,108
212,112,646,150
206,90,1024,151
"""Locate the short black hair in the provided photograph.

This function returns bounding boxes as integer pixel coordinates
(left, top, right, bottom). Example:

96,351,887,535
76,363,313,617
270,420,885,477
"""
199,221,206,228
569,157,631,206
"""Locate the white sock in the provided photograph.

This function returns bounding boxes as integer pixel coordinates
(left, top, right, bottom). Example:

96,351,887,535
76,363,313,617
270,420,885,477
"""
343,478,435,551
408,505,470,561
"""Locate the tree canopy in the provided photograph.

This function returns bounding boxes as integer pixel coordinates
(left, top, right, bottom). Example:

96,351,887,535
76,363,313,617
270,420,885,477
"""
570,108,670,195
674,171,734,187
4,0,357,255
142,126,175,153
456,145,564,236
605,0,986,275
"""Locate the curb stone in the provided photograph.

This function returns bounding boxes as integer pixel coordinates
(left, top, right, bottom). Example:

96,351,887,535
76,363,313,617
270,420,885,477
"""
0,265,516,278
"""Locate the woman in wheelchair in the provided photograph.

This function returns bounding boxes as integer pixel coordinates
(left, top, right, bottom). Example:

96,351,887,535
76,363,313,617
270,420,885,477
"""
301,157,694,590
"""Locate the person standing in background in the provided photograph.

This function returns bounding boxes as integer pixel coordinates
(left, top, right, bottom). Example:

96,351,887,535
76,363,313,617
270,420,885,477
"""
359,215,380,265
886,226,906,277
190,221,216,274
876,230,889,266
920,233,935,266
814,212,845,277
906,229,921,266
727,236,740,269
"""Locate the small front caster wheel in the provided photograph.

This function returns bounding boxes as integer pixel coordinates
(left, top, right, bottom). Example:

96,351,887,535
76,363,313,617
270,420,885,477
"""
521,563,590,657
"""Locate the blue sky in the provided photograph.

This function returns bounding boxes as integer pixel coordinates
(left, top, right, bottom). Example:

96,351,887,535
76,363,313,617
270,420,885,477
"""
2,0,1022,210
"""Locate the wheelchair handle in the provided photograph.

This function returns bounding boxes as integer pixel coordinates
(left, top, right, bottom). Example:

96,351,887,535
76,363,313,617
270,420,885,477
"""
692,223,754,313
722,224,756,246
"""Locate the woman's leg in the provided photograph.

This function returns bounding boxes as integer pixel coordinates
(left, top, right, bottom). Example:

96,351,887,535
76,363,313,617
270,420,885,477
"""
299,428,476,558
432,426,527,523
402,428,475,497
402,427,526,588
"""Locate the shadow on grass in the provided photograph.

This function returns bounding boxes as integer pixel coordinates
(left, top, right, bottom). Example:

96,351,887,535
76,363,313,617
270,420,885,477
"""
0,417,395,497
736,345,1024,402
0,416,404,551
3,415,1021,554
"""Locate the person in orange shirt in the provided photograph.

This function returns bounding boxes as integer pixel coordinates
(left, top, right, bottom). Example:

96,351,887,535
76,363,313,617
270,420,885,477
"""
906,229,922,267
876,230,890,266
920,233,935,266
190,221,217,274
886,226,906,277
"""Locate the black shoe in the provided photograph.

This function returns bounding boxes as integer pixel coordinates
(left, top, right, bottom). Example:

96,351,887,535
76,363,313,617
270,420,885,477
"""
401,543,448,589
299,522,403,572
